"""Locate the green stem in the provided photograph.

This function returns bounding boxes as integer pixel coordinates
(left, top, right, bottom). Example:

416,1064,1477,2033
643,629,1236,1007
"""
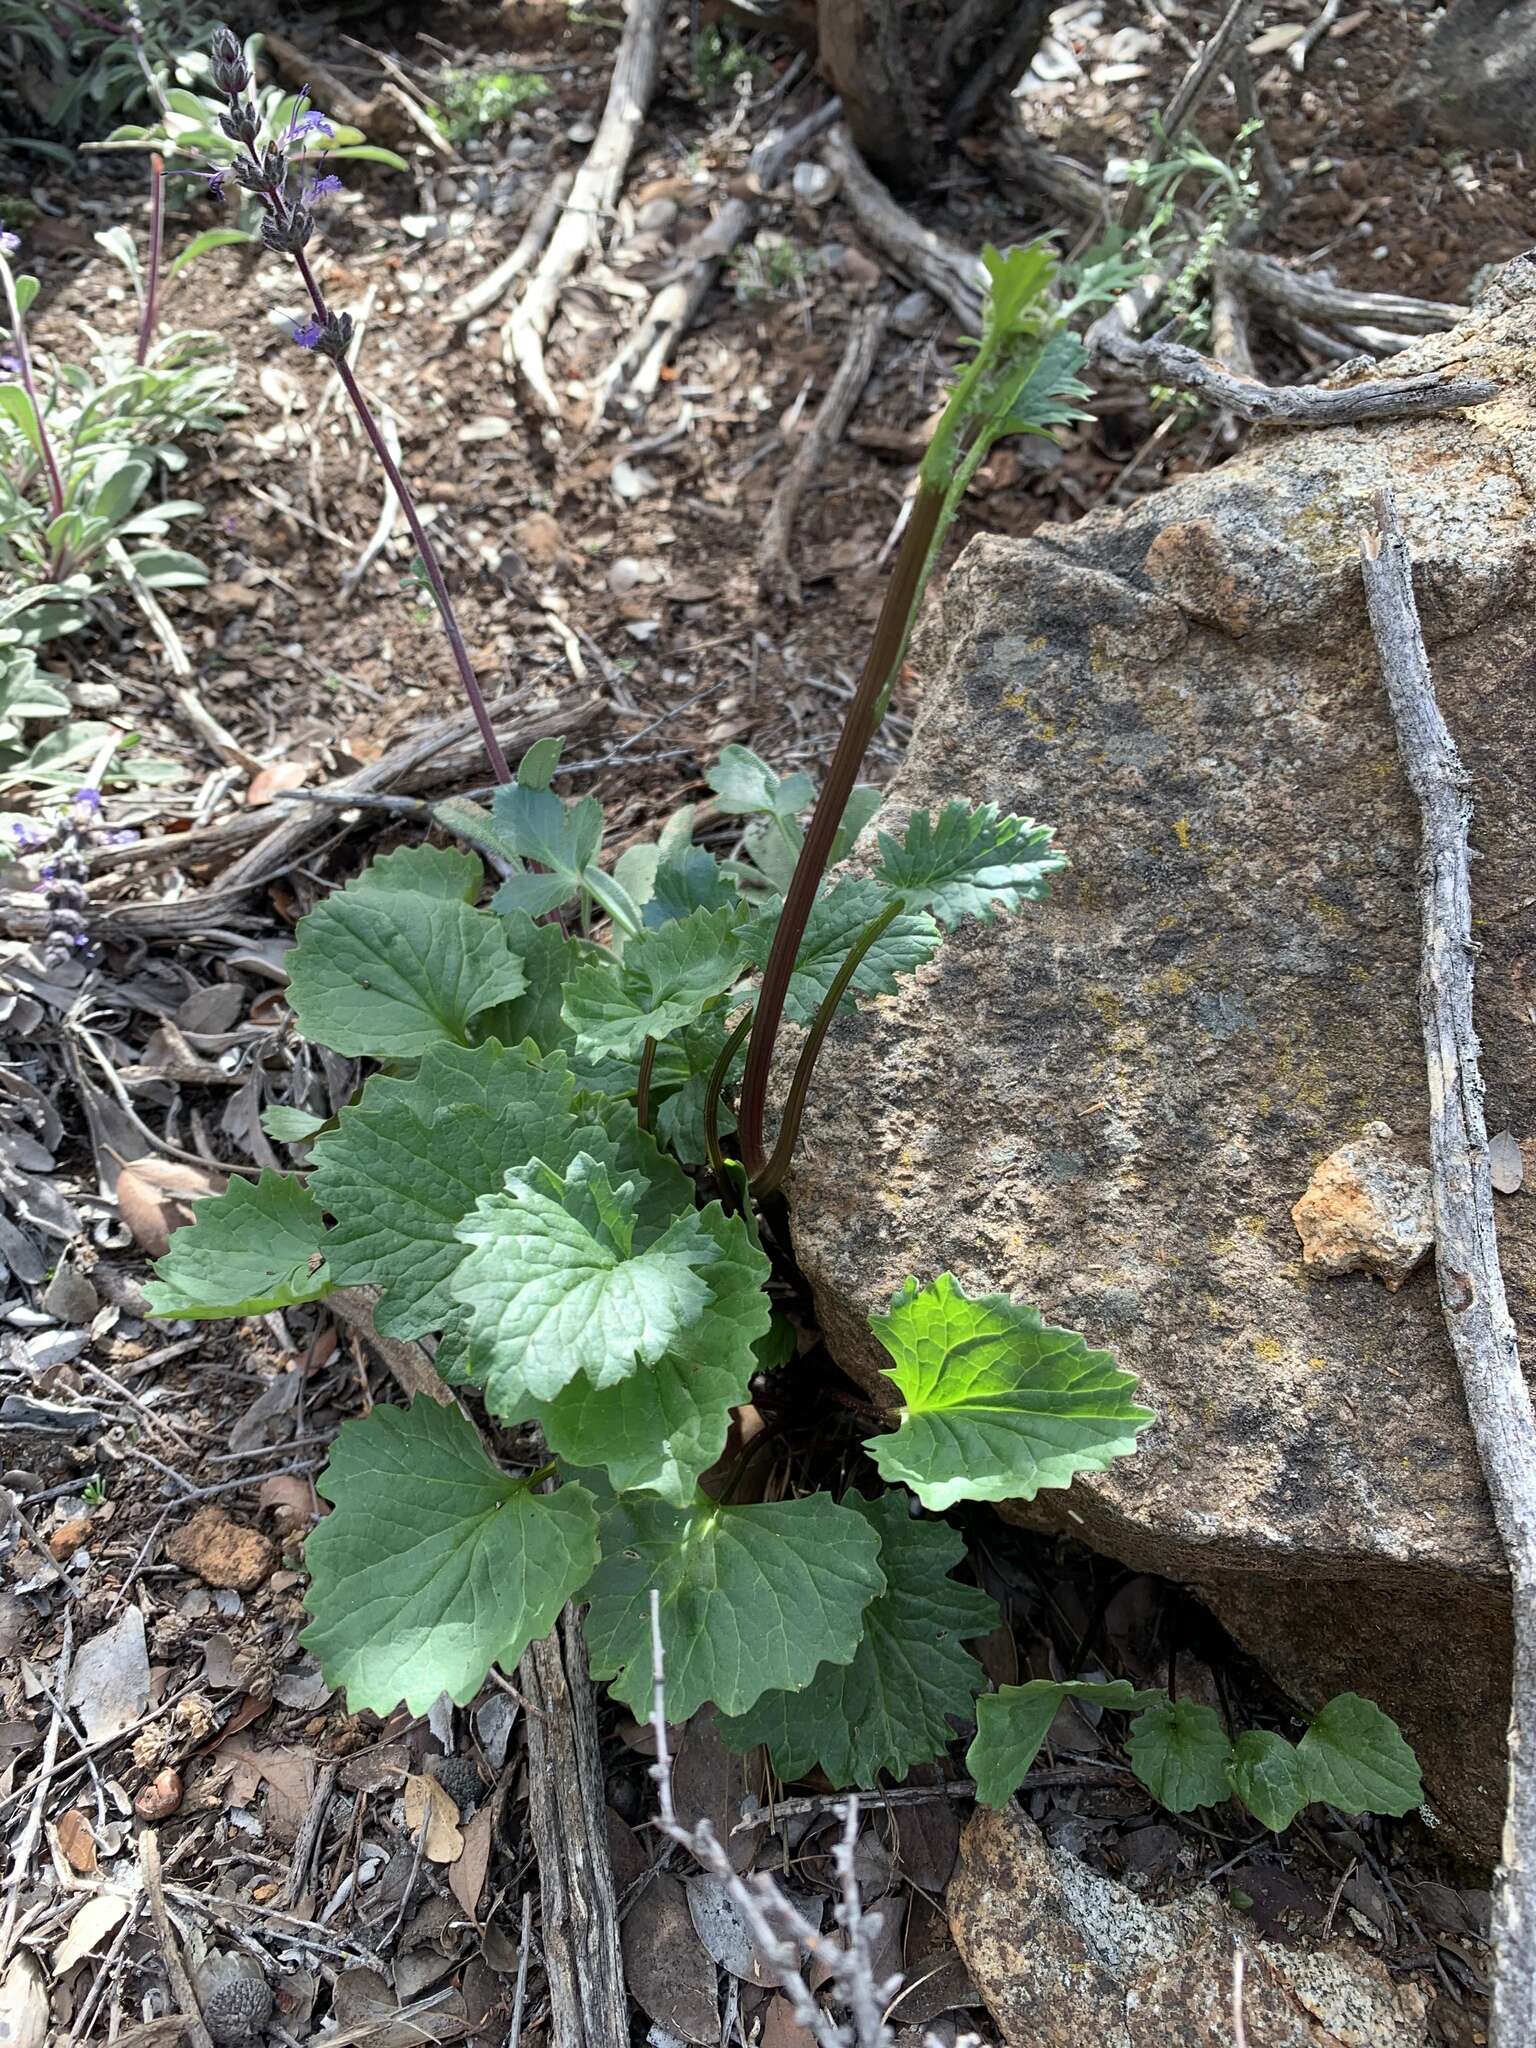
635,1035,657,1133
750,898,904,1197
703,1006,754,1188
736,479,946,1177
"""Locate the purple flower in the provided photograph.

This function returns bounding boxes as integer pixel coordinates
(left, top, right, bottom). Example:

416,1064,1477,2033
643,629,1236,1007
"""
11,820,49,847
289,110,334,144
0,226,19,258
72,786,101,814
0,355,21,377
292,318,325,350
305,173,343,201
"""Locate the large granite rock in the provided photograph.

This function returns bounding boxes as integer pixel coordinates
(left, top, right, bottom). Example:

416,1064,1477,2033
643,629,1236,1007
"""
1397,0,1536,152
949,1805,1431,2046
790,263,1536,1855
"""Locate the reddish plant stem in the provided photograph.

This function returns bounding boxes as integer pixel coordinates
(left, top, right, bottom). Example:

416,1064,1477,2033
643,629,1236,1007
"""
0,260,68,563
135,153,164,367
735,479,946,1178
290,248,511,785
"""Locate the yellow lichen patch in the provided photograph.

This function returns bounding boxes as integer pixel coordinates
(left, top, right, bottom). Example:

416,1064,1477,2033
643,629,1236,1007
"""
1252,1336,1285,1362
1143,965,1191,997
1174,817,1192,850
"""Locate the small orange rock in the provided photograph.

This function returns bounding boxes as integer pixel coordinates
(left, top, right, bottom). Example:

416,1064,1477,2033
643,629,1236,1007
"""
166,1507,276,1593
1292,1121,1434,1290
47,1513,92,1561
133,1767,183,1821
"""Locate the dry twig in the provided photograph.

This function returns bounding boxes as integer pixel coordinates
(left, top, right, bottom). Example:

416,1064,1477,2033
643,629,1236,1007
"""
1225,248,1466,338
1360,489,1536,2048
647,1593,899,2048
446,171,572,327
505,0,666,415
139,1827,216,2048
758,304,889,606
1093,327,1497,425
821,126,985,331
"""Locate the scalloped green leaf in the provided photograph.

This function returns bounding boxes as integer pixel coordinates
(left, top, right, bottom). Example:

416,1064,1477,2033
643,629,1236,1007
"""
1127,1700,1233,1814
864,1274,1153,1511
1228,1729,1310,1832
719,1493,999,1785
482,782,604,918
644,846,737,928
585,1492,886,1721
286,846,526,1058
453,1153,719,1403
310,1040,691,1340
301,1399,598,1716
707,744,814,820
739,878,941,1024
504,1201,769,1502
1296,1694,1422,1817
969,1679,1168,1806
874,803,1066,927
561,905,749,1060
145,1171,331,1320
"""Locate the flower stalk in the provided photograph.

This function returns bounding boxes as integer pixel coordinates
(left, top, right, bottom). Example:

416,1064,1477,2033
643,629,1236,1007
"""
135,152,165,367
0,246,68,560
202,27,511,785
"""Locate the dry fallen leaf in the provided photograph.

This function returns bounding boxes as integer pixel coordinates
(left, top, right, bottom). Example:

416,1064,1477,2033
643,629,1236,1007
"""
448,1802,494,1917
66,1608,150,1745
1489,1129,1524,1196
245,760,310,807
115,1158,223,1258
404,1772,465,1864
52,1892,131,1975
0,1953,48,2048
55,1808,98,1875
621,1873,719,2044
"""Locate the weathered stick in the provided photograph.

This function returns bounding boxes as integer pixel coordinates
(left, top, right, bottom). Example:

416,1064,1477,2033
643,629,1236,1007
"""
758,304,889,605
447,172,572,328
520,1606,627,2048
1227,248,1465,337
1360,488,1536,2048
1094,327,1497,425
592,99,840,419
821,125,985,331
505,0,666,415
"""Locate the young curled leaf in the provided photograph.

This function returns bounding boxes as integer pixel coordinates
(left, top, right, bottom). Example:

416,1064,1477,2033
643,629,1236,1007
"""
561,904,750,1061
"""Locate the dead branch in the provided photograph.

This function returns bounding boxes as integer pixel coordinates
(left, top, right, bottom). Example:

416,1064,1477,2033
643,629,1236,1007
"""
1092,327,1497,425
1209,262,1257,379
647,1594,899,2048
993,123,1106,223
758,304,889,606
1225,47,1290,230
1360,490,1536,2048
139,1827,216,2048
447,172,571,327
821,125,985,331
79,695,597,889
945,0,1052,139
593,101,840,420
505,0,666,416
1225,248,1466,338
520,1605,627,2048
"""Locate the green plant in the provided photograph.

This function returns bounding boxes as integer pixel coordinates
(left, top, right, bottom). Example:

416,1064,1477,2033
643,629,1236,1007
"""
105,31,408,176
692,23,766,101
434,66,549,144
0,223,234,610
968,1680,1421,1827
0,0,224,144
142,221,1421,1821
727,234,809,303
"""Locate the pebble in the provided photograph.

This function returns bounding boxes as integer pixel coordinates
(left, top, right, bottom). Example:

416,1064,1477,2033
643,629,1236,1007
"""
133,1767,183,1822
566,120,596,145
608,556,643,595
837,247,884,290
891,288,937,337
41,1263,98,1325
166,1507,276,1593
633,196,678,234
791,161,837,207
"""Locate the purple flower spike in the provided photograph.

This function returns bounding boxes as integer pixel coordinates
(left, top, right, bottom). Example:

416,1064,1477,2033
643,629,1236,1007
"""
290,111,335,143
72,786,102,813
305,173,343,201
0,227,19,258
292,318,325,350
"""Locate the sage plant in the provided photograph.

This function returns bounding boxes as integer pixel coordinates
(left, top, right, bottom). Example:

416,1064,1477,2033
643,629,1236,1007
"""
199,28,510,783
